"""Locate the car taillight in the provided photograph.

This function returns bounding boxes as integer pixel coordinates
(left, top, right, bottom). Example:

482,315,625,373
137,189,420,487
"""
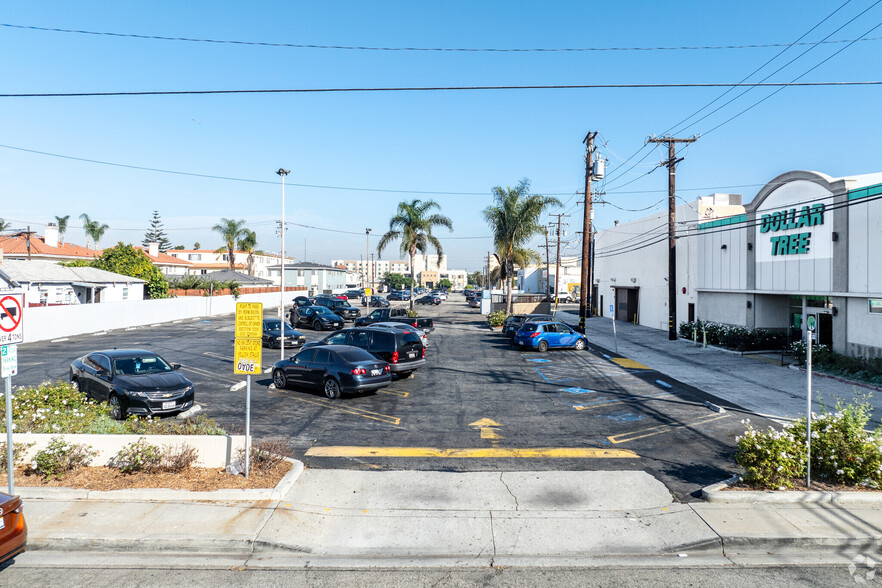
351,367,366,375
411,321,418,328
529,332,540,338
391,351,399,363
384,365,390,372
421,346,426,358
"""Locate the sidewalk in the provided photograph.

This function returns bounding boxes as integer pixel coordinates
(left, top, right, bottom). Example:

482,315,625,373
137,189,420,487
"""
556,313,882,426
18,469,882,566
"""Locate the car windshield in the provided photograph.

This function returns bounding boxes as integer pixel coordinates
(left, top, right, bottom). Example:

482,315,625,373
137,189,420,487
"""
520,324,539,333
113,355,173,375
336,301,352,308
315,307,335,316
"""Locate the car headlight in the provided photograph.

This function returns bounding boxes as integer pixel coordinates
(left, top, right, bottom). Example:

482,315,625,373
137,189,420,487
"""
132,390,148,398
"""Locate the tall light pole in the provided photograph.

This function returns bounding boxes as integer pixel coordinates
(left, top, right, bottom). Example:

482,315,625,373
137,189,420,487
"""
276,168,290,362
365,228,372,290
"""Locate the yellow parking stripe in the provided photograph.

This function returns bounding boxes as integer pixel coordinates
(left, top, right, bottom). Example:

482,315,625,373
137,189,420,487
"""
305,446,638,458
378,389,409,397
607,414,729,444
610,358,651,370
287,396,401,425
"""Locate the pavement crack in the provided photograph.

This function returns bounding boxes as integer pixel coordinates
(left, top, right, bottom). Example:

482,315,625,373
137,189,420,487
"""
489,510,497,568
499,472,519,511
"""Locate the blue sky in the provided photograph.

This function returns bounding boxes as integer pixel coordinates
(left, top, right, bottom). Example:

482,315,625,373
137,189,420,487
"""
1,1,880,270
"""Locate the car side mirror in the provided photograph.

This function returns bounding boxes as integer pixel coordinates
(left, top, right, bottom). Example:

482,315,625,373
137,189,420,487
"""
172,363,182,370
96,368,110,378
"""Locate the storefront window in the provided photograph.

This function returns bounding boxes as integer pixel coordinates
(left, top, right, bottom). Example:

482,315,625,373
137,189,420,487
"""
870,299,882,314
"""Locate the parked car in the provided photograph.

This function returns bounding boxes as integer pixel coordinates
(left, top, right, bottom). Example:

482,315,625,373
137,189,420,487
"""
552,291,575,303
514,321,588,352
353,307,434,331
464,290,478,301
292,295,314,308
431,290,448,301
468,296,481,308
262,319,306,349
386,291,410,301
362,295,390,308
272,345,391,399
502,314,555,339
370,321,429,347
314,297,361,321
415,294,441,305
70,349,195,420
344,290,363,299
0,491,26,564
303,326,426,377
291,305,345,331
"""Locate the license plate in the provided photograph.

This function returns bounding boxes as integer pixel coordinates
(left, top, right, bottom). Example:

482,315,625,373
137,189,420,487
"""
371,369,381,376
162,401,176,410
408,352,416,358
0,516,4,530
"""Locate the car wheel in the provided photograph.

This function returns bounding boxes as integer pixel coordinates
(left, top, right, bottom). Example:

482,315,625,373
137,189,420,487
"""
537,340,549,353
397,371,413,379
313,320,323,331
70,378,79,391
574,339,586,351
109,394,126,420
273,369,288,389
324,377,341,399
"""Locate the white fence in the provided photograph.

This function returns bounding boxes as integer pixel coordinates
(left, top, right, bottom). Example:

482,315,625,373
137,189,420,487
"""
22,291,284,343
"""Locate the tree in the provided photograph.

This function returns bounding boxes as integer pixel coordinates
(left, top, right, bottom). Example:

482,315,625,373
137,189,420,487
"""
193,242,201,249
92,222,109,249
142,210,173,252
237,229,258,276
377,199,453,309
490,246,541,289
79,213,94,248
467,271,484,288
91,242,169,299
211,218,247,271
383,272,412,290
482,179,560,314
0,219,10,233
172,245,185,250
438,278,453,290
54,215,70,244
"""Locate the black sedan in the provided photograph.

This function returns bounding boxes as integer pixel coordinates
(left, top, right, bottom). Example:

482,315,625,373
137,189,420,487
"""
292,305,345,331
262,319,306,349
386,291,411,301
272,345,391,399
415,294,441,305
362,295,390,308
70,349,195,420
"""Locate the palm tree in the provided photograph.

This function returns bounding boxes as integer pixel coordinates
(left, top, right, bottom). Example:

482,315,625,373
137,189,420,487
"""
237,229,258,276
0,219,10,233
490,245,542,289
91,221,109,249
79,213,95,248
212,218,247,270
483,179,561,314
55,215,70,244
377,199,453,309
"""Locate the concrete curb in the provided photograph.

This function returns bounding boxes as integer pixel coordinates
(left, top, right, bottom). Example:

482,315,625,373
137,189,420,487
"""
16,458,304,502
702,474,882,504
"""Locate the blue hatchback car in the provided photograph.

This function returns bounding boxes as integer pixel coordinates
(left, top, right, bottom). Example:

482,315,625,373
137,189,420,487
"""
514,321,588,352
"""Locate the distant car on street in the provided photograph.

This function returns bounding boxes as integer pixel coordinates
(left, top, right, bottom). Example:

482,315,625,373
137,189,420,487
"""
514,321,587,352
70,349,195,420
291,305,345,331
362,295,390,308
468,296,481,308
272,345,391,399
262,319,306,349
344,290,363,299
302,326,426,378
386,291,410,301
370,321,429,347
314,297,361,321
415,294,441,305
502,314,555,339
430,290,448,300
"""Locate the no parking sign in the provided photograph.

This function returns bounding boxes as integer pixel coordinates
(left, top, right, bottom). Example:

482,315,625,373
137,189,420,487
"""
0,293,23,345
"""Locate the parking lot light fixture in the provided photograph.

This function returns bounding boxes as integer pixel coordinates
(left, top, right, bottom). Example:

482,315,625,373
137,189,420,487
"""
277,167,290,362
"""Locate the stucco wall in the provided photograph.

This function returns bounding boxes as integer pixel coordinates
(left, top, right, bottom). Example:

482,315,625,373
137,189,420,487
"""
846,297,882,359
697,292,747,326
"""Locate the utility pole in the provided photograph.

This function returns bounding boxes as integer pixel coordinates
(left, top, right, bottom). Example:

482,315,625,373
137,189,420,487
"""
543,227,551,300
548,214,569,312
370,253,375,292
365,228,372,290
646,135,697,340
579,132,597,333
486,251,492,289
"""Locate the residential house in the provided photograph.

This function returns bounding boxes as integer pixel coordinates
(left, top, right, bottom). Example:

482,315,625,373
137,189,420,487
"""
0,259,145,305
267,262,346,295
166,249,294,282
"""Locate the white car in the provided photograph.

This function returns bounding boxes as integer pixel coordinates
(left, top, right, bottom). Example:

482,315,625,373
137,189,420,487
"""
431,291,448,301
371,321,429,347
553,292,574,303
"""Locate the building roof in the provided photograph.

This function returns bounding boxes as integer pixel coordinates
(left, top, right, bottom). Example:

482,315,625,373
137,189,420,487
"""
203,269,274,285
0,232,99,260
0,260,146,285
134,247,192,267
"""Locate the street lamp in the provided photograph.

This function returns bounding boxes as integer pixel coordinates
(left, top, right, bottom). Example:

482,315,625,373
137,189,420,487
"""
276,168,290,363
365,228,372,291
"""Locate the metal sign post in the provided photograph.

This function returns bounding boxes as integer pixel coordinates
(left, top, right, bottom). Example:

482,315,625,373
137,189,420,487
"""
3,344,19,493
234,302,263,479
806,315,816,489
609,304,618,354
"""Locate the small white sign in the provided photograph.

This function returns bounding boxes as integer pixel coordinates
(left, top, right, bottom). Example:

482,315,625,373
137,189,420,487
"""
1,344,18,378
609,304,614,317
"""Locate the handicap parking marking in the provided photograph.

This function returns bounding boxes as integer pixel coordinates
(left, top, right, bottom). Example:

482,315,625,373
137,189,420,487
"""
606,413,730,444
610,357,652,370
532,366,579,384
526,358,552,363
595,411,647,424
559,386,595,394
572,391,673,410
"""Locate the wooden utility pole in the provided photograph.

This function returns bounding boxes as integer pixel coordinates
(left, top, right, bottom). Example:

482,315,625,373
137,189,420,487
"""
646,135,697,340
549,214,569,311
543,228,551,300
579,132,597,332
486,251,492,289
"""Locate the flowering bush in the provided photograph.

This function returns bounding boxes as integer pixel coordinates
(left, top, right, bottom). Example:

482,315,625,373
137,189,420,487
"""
0,442,35,472
0,380,226,435
31,436,97,481
679,320,786,351
735,397,882,489
791,341,882,386
487,310,508,327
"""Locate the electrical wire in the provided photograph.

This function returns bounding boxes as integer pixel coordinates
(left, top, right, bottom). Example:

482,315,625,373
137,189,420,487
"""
5,23,881,53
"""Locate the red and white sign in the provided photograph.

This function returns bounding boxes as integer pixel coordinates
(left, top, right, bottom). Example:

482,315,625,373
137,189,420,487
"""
0,293,24,345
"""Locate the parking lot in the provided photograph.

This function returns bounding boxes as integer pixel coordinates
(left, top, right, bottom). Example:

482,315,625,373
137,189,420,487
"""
14,294,772,500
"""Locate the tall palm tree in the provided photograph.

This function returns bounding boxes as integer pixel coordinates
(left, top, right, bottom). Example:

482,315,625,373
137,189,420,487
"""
212,218,247,270
0,218,10,233
91,221,109,249
490,246,542,289
237,229,258,276
377,199,453,309
482,179,561,314
79,213,95,248
55,215,70,244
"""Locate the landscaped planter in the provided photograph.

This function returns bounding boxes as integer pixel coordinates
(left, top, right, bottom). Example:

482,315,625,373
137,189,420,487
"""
702,474,882,504
12,433,247,468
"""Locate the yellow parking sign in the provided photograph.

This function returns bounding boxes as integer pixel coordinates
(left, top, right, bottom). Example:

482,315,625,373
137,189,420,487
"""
235,302,263,339
234,339,262,375
364,288,372,298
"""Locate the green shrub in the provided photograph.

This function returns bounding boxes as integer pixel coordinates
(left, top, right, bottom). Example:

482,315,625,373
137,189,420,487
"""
735,397,882,489
236,438,288,472
678,320,786,351
406,309,419,318
111,438,165,474
31,437,97,481
161,443,199,473
791,342,882,386
0,442,34,472
487,310,508,327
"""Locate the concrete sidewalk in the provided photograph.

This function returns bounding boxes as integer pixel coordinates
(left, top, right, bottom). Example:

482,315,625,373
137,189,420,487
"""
18,469,882,566
556,313,881,426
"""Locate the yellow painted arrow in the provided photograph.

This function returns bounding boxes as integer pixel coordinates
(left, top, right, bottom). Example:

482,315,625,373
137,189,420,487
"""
469,418,503,441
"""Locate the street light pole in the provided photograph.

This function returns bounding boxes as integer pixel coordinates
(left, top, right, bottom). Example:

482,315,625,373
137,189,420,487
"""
276,168,290,363
365,228,372,291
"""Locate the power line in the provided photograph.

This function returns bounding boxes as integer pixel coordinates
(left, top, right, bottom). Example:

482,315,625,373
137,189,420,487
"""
2,81,880,99
6,22,881,53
